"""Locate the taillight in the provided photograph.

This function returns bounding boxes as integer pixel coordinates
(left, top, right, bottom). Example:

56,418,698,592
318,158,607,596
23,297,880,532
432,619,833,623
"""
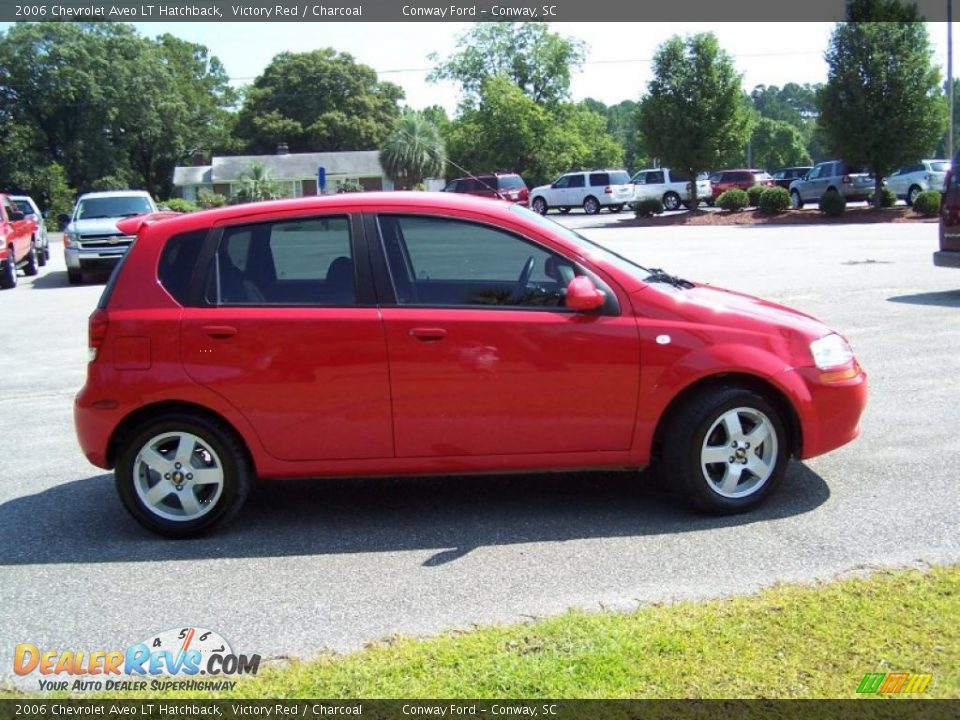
842,175,852,184
604,186,612,194
88,309,108,362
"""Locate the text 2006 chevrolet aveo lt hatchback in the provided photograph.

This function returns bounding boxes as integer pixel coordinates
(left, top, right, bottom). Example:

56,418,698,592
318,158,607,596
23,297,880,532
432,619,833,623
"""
74,193,867,537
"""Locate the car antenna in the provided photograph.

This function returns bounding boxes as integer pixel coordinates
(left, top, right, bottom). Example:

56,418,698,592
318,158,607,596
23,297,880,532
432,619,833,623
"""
392,123,507,200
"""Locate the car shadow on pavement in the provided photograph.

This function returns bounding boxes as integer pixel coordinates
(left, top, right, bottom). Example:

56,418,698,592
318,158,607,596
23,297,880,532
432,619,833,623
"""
30,271,109,289
887,290,960,308
0,462,829,567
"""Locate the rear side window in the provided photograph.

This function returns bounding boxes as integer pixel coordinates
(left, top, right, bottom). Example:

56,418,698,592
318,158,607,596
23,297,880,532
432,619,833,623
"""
589,173,610,186
671,171,691,182
214,216,355,306
158,229,208,306
930,161,950,173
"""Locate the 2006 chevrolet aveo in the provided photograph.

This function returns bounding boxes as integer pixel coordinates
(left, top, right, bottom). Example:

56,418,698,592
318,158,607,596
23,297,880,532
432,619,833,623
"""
74,193,867,537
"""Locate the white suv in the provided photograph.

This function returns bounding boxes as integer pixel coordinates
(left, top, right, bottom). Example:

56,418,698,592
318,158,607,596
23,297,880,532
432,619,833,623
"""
631,168,712,210
885,159,950,206
530,170,634,215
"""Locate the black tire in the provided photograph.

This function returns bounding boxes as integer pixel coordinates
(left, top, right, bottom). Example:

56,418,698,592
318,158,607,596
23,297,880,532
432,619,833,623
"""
0,247,17,289
115,413,253,538
583,196,600,215
37,243,47,267
67,268,82,285
662,192,681,211
609,204,624,213
559,207,571,214
661,387,789,515
23,243,39,276
790,190,803,210
907,185,921,206
706,199,715,207
531,197,548,215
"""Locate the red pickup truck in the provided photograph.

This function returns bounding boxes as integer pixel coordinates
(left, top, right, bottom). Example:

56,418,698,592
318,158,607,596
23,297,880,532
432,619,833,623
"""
0,193,40,289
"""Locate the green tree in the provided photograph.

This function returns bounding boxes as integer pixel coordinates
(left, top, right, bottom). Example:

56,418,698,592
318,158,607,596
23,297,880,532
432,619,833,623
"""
235,49,403,153
233,162,279,203
429,23,585,106
819,1,946,205
380,111,446,189
638,33,754,206
444,77,621,187
750,117,813,170
583,98,646,171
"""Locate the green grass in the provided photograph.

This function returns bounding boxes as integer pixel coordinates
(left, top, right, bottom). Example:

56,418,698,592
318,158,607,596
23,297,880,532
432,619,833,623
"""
6,566,959,699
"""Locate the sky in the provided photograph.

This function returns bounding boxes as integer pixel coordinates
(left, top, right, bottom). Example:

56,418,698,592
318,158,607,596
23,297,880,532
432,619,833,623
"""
1,21,958,111
109,21,956,112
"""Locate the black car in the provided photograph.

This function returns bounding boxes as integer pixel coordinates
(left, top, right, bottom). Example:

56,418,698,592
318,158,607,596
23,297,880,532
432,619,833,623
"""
771,166,814,190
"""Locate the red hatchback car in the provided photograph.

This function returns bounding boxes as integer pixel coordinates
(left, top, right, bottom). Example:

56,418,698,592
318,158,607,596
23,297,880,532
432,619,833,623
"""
75,193,867,536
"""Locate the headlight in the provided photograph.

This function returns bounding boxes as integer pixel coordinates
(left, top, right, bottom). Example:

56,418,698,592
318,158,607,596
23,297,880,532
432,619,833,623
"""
809,334,854,369
63,231,78,247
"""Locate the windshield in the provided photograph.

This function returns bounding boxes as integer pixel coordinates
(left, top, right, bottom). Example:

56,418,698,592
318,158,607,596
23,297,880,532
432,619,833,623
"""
76,196,153,220
509,204,654,281
11,199,35,215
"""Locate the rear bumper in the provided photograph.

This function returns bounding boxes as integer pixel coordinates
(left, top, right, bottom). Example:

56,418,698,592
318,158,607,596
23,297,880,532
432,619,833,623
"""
934,250,960,268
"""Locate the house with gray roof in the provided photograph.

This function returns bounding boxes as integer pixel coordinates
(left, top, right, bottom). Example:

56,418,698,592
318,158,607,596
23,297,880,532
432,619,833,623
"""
172,150,398,201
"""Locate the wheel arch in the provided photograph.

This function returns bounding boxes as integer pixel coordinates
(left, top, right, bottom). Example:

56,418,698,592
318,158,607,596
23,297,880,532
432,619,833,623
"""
651,372,803,462
107,400,255,471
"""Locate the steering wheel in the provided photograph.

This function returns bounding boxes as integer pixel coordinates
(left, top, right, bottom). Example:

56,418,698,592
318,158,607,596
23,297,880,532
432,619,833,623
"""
514,256,535,304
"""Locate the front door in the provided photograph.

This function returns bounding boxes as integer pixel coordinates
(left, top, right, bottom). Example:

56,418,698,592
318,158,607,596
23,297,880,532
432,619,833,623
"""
180,213,393,462
373,213,641,458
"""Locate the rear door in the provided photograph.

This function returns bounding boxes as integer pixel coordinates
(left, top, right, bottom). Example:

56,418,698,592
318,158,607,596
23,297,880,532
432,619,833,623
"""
179,212,393,462
372,212,641,459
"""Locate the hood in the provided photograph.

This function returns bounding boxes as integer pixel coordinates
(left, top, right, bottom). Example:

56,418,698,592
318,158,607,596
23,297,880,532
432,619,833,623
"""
641,281,832,341
67,217,128,236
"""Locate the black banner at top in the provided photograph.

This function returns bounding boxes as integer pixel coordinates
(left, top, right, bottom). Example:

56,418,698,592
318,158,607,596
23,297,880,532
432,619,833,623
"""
0,0,958,23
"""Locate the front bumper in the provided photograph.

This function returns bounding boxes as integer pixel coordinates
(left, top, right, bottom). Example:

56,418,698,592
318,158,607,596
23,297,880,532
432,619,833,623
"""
777,364,868,460
64,245,129,270
933,250,960,268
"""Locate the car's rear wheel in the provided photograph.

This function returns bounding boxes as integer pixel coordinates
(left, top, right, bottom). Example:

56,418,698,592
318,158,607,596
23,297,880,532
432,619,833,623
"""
790,190,803,209
532,197,548,215
1,247,17,289
67,268,82,285
23,243,39,277
37,243,47,267
907,185,922,206
115,413,253,537
662,192,681,211
583,196,600,215
661,387,788,514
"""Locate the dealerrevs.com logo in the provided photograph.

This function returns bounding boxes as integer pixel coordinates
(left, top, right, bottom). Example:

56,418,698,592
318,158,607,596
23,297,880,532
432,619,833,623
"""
14,627,261,692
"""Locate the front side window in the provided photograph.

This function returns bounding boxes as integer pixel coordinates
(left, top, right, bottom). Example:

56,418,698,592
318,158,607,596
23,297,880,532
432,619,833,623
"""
214,216,355,306
552,176,570,189
377,214,595,310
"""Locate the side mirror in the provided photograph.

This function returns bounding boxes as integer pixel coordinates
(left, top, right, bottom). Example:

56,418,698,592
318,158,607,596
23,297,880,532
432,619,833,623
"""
58,212,70,225
565,276,605,311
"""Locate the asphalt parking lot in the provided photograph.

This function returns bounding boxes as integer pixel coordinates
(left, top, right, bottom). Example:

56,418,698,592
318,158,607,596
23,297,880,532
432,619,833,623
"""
2,218,959,680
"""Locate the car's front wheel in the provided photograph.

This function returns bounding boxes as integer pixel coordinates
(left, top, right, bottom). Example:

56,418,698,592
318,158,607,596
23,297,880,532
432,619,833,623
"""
661,387,789,514
115,413,253,537
662,192,681,211
907,185,922,206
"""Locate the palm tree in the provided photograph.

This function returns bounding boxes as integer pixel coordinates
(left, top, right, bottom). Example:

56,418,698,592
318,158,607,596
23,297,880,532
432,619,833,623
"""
235,162,279,203
379,111,446,190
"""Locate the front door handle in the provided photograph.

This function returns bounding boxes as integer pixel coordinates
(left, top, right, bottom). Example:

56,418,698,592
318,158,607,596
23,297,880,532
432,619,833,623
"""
202,325,237,339
409,327,447,342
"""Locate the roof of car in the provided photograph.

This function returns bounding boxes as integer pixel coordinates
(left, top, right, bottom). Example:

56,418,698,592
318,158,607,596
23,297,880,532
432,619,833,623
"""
77,190,153,200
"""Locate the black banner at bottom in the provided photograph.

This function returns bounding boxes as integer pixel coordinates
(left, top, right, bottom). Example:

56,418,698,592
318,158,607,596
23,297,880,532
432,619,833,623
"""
0,700,958,720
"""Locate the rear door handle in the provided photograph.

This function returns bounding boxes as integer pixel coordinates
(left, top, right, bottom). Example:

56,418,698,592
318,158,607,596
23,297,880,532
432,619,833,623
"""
202,325,237,339
409,327,447,342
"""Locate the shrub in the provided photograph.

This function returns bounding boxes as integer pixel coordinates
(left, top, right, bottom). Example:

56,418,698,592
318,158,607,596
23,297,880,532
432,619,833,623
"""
716,188,749,212
819,190,846,217
336,178,363,193
197,189,228,209
867,187,897,208
747,185,766,207
162,198,198,213
912,190,941,217
633,198,664,217
758,186,791,214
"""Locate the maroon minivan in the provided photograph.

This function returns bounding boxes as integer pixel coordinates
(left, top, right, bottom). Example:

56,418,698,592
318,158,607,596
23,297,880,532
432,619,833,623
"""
443,173,529,206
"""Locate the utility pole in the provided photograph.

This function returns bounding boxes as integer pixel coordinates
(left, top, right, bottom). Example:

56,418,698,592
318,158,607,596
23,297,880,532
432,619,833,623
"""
949,1,954,160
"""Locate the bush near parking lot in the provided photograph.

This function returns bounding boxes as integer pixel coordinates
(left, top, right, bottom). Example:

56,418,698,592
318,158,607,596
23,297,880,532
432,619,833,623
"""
197,189,228,209
632,198,664,217
747,185,766,207
867,187,896,208
758,186,791,214
162,198,197,213
819,190,846,217
716,188,749,212
912,190,941,217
